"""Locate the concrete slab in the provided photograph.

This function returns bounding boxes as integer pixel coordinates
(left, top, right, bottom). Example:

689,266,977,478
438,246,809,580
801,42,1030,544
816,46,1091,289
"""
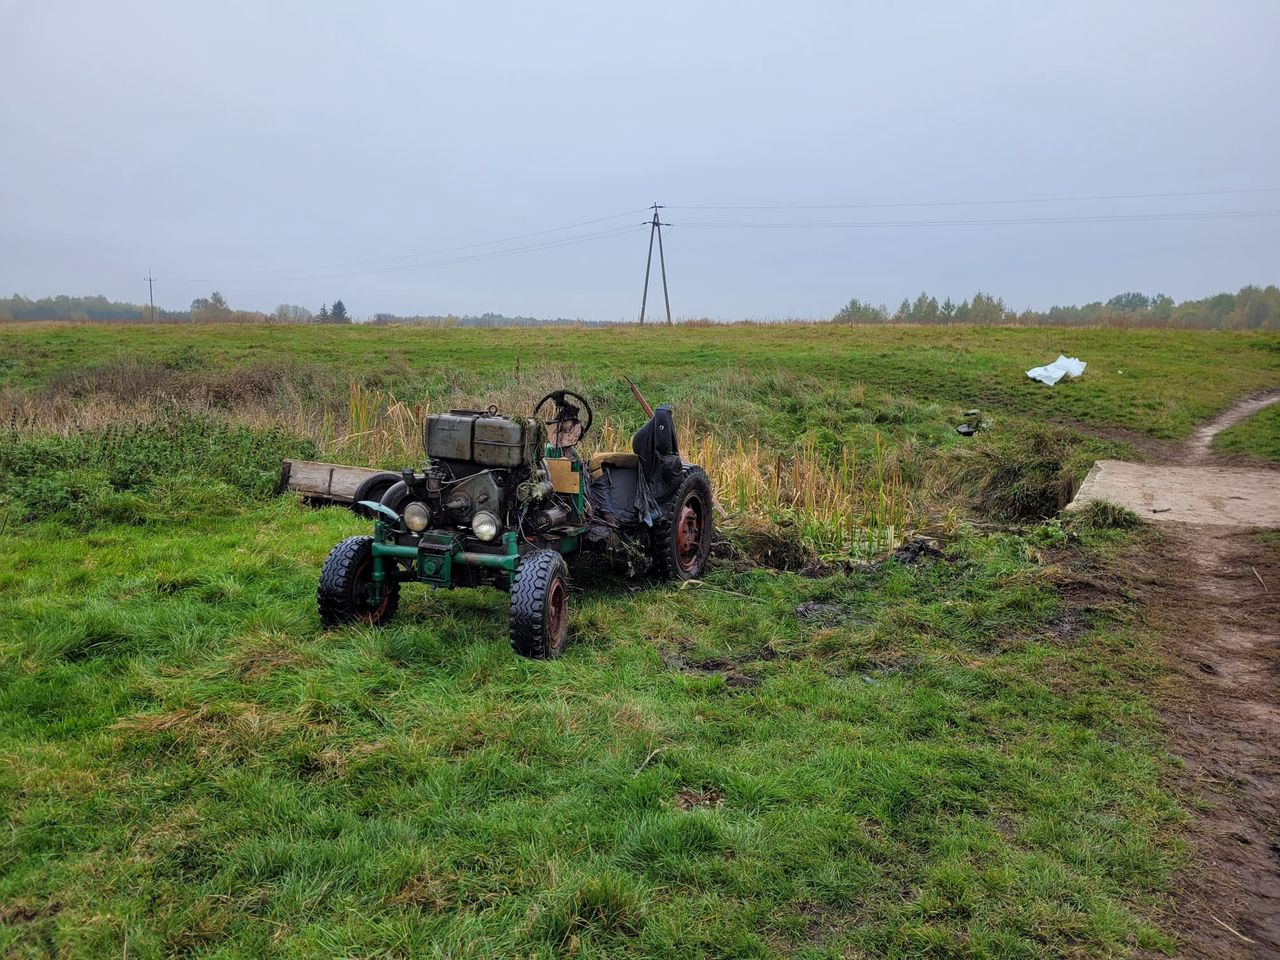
1069,459,1280,527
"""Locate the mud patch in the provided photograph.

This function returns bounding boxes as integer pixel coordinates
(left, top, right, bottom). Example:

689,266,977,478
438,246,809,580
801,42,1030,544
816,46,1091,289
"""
660,640,783,689
1042,605,1093,644
0,899,61,925
1048,567,1131,613
887,537,944,565
675,787,725,810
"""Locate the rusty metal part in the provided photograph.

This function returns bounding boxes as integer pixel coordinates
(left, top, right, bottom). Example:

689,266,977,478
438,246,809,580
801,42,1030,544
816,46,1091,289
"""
547,576,567,640
625,376,655,419
675,491,706,573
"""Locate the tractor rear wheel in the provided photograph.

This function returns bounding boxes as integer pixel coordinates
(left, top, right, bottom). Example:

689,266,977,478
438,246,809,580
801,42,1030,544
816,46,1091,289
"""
652,467,713,581
318,536,400,627
379,480,415,516
509,549,570,659
352,472,401,519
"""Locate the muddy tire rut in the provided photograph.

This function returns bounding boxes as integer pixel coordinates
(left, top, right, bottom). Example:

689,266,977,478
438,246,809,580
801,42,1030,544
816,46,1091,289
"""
1073,391,1280,958
1145,526,1280,958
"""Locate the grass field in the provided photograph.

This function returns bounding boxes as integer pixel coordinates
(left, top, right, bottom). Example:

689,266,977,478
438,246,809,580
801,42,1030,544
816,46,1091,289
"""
4,322,1279,440
2,322,1279,958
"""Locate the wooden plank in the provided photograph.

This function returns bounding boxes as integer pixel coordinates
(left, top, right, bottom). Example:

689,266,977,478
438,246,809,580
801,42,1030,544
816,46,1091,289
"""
280,459,389,503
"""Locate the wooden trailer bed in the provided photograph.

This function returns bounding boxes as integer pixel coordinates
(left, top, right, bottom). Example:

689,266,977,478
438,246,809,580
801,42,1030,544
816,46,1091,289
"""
278,459,388,505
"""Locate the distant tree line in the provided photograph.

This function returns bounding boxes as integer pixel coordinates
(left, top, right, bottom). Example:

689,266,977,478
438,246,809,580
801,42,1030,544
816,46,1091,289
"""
0,294,183,323
833,285,1280,330
4,285,1278,329
0,292,356,324
190,293,352,324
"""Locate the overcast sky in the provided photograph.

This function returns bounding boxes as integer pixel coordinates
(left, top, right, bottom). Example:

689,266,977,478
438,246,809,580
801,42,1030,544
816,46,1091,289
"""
2,1,1277,320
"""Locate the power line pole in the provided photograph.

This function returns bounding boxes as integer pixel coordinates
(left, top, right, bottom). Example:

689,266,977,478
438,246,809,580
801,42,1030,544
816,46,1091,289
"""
144,271,157,322
655,207,672,327
638,203,672,325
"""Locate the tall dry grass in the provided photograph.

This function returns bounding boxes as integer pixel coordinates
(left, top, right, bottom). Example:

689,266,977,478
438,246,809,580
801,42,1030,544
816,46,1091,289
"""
317,381,421,467
4,371,914,558
596,419,911,557
0,377,421,468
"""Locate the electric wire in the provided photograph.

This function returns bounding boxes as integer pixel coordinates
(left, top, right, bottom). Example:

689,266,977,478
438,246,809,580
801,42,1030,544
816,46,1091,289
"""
326,224,643,276
667,186,1280,211
676,209,1280,228
229,224,645,284
242,207,650,280
167,188,1280,289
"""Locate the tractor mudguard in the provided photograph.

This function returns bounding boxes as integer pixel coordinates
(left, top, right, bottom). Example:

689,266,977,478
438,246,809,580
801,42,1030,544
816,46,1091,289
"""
358,500,401,524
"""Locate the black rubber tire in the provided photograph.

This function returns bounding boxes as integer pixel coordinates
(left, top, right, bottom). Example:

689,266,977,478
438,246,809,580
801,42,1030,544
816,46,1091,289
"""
318,535,400,627
351,472,401,519
509,549,570,659
379,480,415,516
652,467,714,581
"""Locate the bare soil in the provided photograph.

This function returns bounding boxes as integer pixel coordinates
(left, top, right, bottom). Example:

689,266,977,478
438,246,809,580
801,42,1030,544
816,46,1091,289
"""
1132,526,1280,959
1070,392,1280,958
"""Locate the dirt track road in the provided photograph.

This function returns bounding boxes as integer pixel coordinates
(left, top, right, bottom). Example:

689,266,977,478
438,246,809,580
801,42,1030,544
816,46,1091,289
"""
1069,391,1280,959
1186,389,1280,463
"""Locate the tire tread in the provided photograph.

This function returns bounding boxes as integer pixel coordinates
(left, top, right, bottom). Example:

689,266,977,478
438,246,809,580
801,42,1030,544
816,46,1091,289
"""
509,549,569,659
317,535,400,627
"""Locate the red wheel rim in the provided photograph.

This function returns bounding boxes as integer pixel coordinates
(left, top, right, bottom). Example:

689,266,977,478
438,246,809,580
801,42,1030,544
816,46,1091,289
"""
354,558,391,623
546,576,567,639
675,491,706,573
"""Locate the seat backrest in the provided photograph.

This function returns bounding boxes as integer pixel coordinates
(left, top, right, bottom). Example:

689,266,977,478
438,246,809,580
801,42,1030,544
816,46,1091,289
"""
631,406,678,464
631,406,682,501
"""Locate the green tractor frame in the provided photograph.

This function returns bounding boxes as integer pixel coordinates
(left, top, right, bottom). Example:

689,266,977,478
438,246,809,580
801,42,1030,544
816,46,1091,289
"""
318,386,713,658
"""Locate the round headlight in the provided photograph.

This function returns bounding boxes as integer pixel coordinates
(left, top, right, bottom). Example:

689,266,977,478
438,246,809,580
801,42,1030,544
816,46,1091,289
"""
471,510,500,541
403,501,432,532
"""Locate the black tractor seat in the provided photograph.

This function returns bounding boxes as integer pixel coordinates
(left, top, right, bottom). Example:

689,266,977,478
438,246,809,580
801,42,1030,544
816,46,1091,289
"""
586,406,684,524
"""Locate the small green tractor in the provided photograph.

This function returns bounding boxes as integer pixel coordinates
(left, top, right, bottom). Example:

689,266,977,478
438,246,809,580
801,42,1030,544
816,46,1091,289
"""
317,388,713,658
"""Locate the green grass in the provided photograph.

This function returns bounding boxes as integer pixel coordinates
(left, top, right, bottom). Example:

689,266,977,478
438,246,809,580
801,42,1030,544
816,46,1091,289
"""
1,495,1180,958
3,321,1275,957
1211,401,1280,461
3,321,1278,440
0,416,315,525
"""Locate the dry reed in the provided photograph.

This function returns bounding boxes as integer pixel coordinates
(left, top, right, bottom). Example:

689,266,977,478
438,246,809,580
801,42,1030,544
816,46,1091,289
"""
4,375,914,558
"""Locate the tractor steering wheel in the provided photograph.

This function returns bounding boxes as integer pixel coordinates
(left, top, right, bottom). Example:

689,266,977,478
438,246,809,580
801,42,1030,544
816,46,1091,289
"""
533,390,593,449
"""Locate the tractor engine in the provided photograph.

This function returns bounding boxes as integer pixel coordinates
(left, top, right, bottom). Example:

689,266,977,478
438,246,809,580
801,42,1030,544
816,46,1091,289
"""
394,410,574,542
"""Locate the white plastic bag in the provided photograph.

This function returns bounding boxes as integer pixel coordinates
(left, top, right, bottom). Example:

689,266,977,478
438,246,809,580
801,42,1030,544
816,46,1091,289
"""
1027,355,1086,386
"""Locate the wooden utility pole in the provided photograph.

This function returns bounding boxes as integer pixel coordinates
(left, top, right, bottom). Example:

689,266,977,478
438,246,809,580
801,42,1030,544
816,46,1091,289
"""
638,203,672,325
144,271,157,322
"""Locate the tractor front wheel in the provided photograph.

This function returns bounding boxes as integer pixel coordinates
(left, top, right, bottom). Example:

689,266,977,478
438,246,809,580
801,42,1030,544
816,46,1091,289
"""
509,549,570,659
318,536,400,628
